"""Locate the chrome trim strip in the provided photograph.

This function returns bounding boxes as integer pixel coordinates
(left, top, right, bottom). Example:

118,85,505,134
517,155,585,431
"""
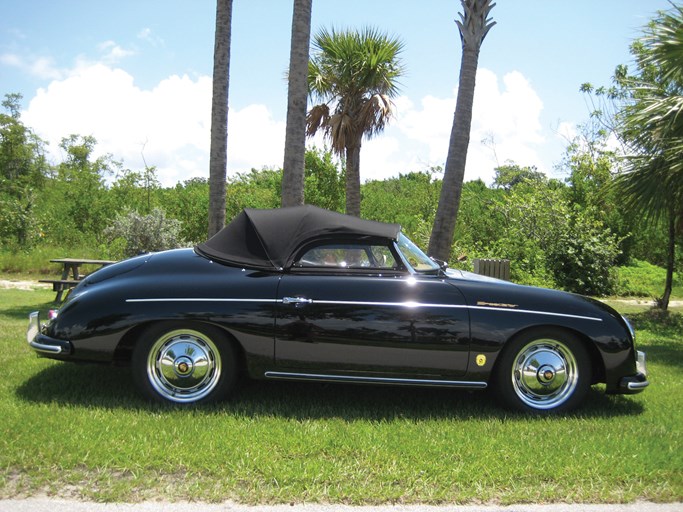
468,305,602,322
125,298,602,322
313,300,603,322
126,298,280,303
264,371,488,389
315,299,458,308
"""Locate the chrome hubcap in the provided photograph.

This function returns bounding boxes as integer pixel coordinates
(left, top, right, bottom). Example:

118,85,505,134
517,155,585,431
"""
512,339,578,410
147,329,222,403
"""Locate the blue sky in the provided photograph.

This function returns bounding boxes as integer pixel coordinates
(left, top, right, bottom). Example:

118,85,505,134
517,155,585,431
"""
0,1,674,186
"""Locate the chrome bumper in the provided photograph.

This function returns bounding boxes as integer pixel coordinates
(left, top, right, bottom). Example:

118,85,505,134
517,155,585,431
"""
618,350,649,393
27,311,72,355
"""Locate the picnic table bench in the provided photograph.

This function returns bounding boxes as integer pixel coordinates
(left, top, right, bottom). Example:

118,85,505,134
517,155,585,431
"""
40,258,116,302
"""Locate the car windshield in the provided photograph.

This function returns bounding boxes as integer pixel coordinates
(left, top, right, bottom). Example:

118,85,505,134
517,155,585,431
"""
397,233,440,272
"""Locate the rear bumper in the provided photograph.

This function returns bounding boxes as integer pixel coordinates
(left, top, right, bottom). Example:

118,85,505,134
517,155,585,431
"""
27,311,73,356
617,350,649,394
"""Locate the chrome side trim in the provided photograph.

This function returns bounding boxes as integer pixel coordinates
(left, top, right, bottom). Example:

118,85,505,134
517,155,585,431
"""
124,298,602,322
126,298,280,303
310,300,603,322
468,305,602,322
264,371,488,389
627,380,649,390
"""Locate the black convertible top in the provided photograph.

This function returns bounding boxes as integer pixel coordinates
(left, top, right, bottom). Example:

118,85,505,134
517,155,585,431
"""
195,205,401,270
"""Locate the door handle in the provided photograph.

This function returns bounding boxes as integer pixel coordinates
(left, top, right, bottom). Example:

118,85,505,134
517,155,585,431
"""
282,296,313,305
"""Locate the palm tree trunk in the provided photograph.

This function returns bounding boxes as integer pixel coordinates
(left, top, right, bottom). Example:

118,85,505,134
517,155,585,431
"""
282,0,312,208
208,0,233,237
660,208,676,310
345,142,361,217
428,43,480,260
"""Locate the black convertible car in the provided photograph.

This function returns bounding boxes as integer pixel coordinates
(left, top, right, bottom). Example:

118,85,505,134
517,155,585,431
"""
27,205,648,412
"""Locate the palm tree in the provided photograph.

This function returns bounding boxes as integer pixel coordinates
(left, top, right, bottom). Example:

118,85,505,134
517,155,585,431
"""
281,0,313,208
208,0,233,237
428,0,495,261
615,5,683,309
306,27,404,217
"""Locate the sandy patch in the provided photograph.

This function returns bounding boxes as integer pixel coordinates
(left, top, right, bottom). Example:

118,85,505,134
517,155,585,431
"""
0,280,50,290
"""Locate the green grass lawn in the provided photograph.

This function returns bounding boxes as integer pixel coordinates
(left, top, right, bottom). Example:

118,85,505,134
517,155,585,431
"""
1,287,681,504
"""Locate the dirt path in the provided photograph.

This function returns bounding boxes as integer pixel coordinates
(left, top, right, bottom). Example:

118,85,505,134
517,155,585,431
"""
0,279,49,290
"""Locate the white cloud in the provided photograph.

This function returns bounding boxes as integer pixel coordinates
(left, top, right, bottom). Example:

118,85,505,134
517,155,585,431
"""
359,135,404,181
227,104,285,172
1,52,64,80
20,62,548,190
138,28,165,48
0,53,21,67
22,63,285,186
556,121,577,144
387,68,547,184
97,41,136,63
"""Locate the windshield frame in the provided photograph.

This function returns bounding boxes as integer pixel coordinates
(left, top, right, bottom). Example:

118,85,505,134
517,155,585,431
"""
394,233,440,273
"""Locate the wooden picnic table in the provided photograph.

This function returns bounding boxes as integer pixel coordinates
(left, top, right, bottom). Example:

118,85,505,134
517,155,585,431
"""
40,258,117,302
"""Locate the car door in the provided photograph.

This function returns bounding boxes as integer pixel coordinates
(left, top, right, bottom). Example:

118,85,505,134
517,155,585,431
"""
273,241,471,378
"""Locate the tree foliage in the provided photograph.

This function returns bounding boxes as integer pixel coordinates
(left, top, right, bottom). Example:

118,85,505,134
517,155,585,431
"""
0,84,677,300
582,4,683,308
0,93,47,246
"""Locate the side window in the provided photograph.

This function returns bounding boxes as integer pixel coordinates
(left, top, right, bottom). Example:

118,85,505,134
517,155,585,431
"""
295,243,399,270
370,245,396,268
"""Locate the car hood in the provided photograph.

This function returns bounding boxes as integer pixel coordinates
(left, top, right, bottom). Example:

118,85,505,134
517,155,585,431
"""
443,268,626,328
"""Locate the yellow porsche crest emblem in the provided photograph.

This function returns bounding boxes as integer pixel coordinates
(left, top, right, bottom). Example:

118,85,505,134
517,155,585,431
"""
476,354,487,366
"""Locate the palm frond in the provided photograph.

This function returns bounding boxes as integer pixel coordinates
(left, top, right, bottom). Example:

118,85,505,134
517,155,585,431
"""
614,4,683,225
639,4,683,84
305,26,405,151
456,0,497,47
327,112,354,154
305,104,330,138
616,154,683,225
357,94,394,139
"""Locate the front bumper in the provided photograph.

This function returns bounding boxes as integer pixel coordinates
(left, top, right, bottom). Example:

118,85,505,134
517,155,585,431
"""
27,311,73,356
618,350,649,394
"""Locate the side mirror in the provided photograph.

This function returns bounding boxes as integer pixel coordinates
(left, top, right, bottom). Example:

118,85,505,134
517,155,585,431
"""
430,257,448,269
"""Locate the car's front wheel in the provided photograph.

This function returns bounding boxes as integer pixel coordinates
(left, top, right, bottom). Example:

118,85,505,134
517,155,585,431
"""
493,329,591,413
132,322,237,405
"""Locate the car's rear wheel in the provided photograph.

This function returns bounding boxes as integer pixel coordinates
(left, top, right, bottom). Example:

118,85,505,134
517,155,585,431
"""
494,329,591,413
132,322,237,405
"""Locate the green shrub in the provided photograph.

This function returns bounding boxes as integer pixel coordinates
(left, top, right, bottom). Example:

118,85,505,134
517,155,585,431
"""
615,259,682,298
547,210,622,296
104,208,186,259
